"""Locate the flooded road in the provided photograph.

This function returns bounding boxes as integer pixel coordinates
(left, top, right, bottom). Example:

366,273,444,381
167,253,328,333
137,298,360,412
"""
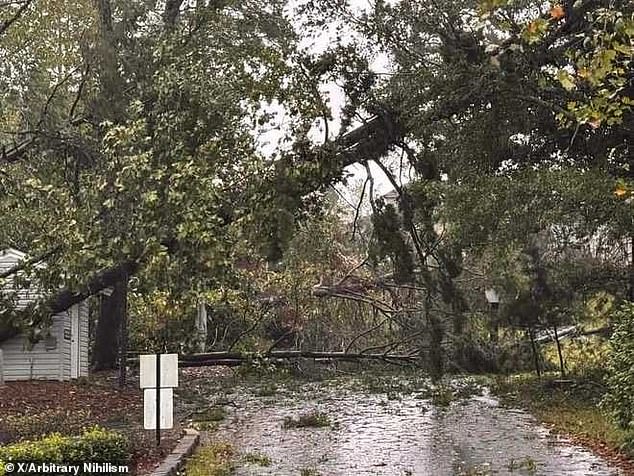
188,376,621,475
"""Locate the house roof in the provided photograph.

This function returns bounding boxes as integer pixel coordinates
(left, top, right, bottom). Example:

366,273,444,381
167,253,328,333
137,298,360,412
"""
0,248,27,263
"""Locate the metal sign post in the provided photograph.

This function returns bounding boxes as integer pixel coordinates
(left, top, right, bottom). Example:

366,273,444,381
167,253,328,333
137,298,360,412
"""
140,353,178,446
156,353,161,446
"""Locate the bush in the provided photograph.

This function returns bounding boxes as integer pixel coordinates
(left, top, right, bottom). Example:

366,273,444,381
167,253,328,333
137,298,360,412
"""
0,409,93,443
0,427,129,475
603,303,634,430
186,443,234,476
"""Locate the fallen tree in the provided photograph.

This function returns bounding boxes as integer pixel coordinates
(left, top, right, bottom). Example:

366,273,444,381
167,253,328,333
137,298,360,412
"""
177,350,420,367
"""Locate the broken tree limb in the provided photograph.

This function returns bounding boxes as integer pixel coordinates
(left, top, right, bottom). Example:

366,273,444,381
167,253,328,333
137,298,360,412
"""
178,350,419,367
0,246,62,279
0,258,140,344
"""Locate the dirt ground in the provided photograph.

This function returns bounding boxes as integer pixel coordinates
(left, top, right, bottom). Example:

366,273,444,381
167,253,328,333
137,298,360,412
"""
0,372,182,474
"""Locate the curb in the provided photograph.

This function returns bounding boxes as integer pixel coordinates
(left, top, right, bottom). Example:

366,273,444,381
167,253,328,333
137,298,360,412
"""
149,429,200,476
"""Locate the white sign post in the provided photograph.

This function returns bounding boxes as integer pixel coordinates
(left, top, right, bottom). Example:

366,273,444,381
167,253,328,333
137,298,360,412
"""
140,353,178,446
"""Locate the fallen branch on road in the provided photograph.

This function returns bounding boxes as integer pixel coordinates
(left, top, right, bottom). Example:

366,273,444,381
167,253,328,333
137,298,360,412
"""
178,350,420,367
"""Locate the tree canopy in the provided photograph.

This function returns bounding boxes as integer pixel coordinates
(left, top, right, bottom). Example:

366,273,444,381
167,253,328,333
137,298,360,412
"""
0,0,631,380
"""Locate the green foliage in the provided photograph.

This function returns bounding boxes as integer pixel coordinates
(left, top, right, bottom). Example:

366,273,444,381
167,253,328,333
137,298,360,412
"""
0,0,320,338
480,1,633,129
0,427,129,475
430,385,454,407
443,169,630,250
0,409,92,443
370,202,415,284
300,468,321,476
543,337,609,376
243,451,272,467
507,456,537,473
128,289,198,353
282,411,331,429
192,406,227,423
186,443,235,476
603,303,634,430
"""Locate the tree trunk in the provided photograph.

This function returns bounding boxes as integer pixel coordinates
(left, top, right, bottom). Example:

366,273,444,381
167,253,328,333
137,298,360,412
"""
429,315,444,381
489,303,500,344
177,350,419,367
553,323,566,377
117,275,128,387
629,234,634,301
92,280,126,371
528,327,541,377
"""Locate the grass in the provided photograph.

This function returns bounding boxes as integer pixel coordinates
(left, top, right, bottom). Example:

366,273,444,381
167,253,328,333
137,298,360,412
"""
192,406,227,422
192,420,220,431
282,410,331,429
243,451,272,466
254,383,278,397
507,456,537,473
186,442,235,476
491,373,634,459
191,406,227,432
430,385,454,407
299,468,320,476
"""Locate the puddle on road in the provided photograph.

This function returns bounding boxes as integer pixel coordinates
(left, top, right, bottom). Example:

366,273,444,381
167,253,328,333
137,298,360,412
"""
199,379,620,475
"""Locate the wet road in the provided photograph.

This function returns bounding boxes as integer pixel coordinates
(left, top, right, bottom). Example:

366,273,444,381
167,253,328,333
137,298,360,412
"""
196,377,621,475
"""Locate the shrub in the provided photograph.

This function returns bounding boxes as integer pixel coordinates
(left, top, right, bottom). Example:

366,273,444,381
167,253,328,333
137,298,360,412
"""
186,443,234,476
0,427,129,475
602,303,634,430
0,409,92,443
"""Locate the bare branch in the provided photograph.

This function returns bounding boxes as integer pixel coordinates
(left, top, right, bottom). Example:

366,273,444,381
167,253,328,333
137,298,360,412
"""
69,63,91,122
227,307,270,352
38,65,83,130
344,316,389,353
0,0,32,37
352,176,368,240
266,330,293,353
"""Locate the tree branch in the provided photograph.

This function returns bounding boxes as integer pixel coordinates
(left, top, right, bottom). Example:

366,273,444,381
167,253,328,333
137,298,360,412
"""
344,316,389,353
0,0,32,37
0,246,62,280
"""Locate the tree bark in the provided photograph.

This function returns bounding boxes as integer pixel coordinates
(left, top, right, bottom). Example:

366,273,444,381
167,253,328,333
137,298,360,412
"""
0,0,34,37
92,279,126,371
528,327,542,377
553,323,566,377
629,234,634,301
49,259,139,314
117,275,128,386
163,0,185,28
178,350,419,367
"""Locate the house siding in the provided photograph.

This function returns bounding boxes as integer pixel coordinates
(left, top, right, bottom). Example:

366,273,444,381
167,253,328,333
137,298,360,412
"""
0,314,66,380
0,249,90,381
79,301,89,377
61,309,71,380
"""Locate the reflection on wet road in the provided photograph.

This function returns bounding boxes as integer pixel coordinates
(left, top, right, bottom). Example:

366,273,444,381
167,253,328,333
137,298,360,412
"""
203,378,620,475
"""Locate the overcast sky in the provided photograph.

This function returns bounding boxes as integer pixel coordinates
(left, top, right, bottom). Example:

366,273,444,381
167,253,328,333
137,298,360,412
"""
252,0,408,209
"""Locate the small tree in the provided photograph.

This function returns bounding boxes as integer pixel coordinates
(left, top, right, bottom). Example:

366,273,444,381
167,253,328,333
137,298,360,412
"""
603,302,634,430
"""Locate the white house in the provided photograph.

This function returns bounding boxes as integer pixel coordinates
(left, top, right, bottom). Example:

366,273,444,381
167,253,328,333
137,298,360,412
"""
0,248,89,381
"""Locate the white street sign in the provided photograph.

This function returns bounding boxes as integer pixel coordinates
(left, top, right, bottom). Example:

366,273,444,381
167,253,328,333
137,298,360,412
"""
139,353,179,388
143,388,174,430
